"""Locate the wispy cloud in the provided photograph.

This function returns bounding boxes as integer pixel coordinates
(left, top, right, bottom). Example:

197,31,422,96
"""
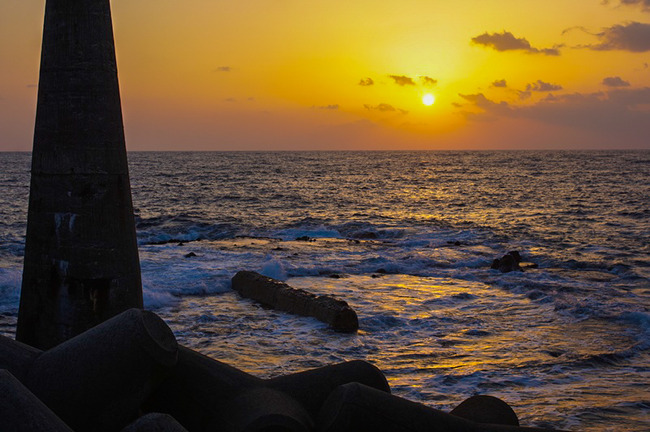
420,76,438,86
364,103,408,114
358,77,374,86
581,22,650,52
603,0,650,12
603,76,631,87
214,66,232,72
526,80,563,92
388,75,416,86
364,103,396,112
471,31,561,55
313,104,340,110
491,79,508,88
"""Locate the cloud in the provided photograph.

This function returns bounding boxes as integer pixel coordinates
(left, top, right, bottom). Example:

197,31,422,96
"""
389,75,416,86
526,80,563,92
603,76,631,87
215,66,232,72
364,103,396,112
313,104,340,110
459,93,511,113
471,31,561,55
364,103,408,114
588,22,650,52
420,76,438,86
518,91,532,100
358,77,374,86
457,87,650,141
491,79,508,88
604,0,650,12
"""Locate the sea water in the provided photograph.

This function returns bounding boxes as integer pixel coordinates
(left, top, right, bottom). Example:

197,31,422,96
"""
0,151,648,431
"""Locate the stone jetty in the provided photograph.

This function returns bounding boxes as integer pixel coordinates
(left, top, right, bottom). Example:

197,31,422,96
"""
232,270,359,332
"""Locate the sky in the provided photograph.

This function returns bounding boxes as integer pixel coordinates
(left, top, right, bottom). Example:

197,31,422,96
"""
0,0,649,151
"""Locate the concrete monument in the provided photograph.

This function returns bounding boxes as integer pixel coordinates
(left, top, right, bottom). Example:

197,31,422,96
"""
17,0,142,349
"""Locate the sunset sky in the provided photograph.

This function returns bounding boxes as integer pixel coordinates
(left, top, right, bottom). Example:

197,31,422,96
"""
1,0,649,151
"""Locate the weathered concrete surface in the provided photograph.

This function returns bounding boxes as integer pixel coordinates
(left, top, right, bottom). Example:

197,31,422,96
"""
232,271,358,332
26,309,178,432
224,387,313,432
17,0,142,349
318,382,568,432
121,413,189,432
144,346,264,432
145,346,391,432
0,369,74,432
267,360,390,420
450,395,520,426
0,335,42,382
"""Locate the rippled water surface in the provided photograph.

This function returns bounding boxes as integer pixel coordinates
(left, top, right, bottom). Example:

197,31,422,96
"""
1,151,648,431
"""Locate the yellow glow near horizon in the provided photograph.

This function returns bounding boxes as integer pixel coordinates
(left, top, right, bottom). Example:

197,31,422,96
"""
422,94,435,106
0,0,648,150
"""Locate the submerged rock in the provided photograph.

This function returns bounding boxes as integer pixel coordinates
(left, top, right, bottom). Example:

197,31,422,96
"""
352,231,378,240
491,251,524,273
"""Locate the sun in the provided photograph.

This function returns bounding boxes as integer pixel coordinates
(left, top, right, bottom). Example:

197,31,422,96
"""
422,93,435,106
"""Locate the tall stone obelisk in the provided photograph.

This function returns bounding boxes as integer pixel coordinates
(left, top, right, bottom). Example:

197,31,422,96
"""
17,0,143,349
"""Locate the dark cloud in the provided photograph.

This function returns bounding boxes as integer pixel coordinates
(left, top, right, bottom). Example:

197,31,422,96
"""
314,104,340,110
471,31,561,55
359,77,374,86
603,76,631,87
389,75,416,86
588,22,650,52
491,79,508,88
459,93,511,114
526,80,563,92
604,0,650,11
458,87,650,142
420,76,438,86
215,66,232,72
518,90,532,100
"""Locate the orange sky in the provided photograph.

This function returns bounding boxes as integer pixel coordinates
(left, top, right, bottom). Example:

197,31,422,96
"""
1,0,649,150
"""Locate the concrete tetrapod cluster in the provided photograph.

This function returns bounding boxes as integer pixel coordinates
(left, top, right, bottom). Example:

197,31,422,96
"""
0,308,568,432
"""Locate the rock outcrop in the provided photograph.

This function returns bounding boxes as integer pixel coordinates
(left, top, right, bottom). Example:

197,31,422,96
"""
491,251,523,273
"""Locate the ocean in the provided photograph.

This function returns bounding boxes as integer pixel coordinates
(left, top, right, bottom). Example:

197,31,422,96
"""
1,151,648,431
